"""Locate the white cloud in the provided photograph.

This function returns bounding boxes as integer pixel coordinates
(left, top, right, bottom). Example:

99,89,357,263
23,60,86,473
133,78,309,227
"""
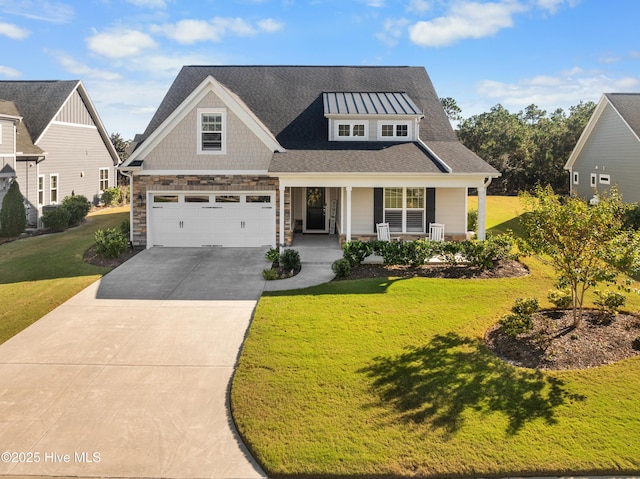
0,0,74,23
406,0,432,14
87,28,157,59
0,21,29,39
409,1,526,47
50,51,122,81
0,65,21,77
152,17,283,44
375,18,410,47
125,0,168,7
536,0,580,14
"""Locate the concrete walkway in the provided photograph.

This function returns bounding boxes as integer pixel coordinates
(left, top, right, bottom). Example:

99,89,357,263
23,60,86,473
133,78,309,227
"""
0,248,271,479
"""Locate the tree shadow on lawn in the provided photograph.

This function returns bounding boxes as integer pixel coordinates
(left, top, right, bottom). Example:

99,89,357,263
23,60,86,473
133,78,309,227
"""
361,332,585,436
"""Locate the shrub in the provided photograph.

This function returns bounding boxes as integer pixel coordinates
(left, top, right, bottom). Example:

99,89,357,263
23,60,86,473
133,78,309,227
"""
499,312,534,338
279,248,301,272
342,240,371,266
95,227,128,258
119,219,130,237
623,205,640,230
594,290,626,315
61,195,90,226
262,268,279,280
118,184,130,204
332,258,351,278
633,336,640,351
41,207,71,232
467,208,478,232
265,247,280,264
101,187,122,206
0,180,26,237
511,297,539,316
548,289,572,309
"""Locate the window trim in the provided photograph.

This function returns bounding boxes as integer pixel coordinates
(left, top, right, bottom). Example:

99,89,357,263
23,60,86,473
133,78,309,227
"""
37,175,44,205
334,120,368,141
197,108,226,155
599,174,611,185
377,120,412,141
573,171,579,185
590,173,597,187
99,167,109,191
50,174,59,205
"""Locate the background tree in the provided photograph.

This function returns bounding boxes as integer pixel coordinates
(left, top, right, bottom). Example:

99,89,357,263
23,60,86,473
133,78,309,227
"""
440,97,463,122
519,186,640,327
0,180,27,237
110,132,130,164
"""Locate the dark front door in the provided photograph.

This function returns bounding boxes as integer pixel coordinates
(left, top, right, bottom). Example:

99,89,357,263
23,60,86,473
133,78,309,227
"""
306,187,325,230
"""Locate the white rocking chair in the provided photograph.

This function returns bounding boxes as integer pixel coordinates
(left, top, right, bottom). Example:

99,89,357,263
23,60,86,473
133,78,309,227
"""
376,222,398,242
429,223,445,242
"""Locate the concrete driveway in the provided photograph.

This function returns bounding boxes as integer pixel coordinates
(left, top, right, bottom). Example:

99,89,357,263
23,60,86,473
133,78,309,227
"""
0,247,270,479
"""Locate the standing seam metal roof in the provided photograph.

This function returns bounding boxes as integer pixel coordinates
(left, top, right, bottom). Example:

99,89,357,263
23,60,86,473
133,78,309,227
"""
322,92,423,116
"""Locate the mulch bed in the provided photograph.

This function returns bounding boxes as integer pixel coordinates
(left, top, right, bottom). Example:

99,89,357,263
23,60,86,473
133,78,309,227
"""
83,245,141,268
486,310,640,370
341,259,529,280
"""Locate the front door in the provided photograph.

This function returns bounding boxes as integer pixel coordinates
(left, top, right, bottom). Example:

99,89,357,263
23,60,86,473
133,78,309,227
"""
306,187,325,231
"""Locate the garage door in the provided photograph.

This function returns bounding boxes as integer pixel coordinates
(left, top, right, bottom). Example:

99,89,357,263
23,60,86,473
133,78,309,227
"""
148,192,275,247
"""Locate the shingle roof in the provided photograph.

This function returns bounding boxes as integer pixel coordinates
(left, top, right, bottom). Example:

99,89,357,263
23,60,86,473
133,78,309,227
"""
606,93,640,138
137,66,498,176
0,99,44,156
0,80,78,142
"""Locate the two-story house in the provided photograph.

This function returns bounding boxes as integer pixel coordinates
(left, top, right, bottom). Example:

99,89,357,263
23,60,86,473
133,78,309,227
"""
120,66,500,248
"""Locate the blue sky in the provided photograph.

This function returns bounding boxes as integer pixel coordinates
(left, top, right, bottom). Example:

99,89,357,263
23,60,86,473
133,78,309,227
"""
0,0,638,140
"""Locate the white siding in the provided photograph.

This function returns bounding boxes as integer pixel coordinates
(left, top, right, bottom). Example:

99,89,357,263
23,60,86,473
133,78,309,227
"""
142,91,274,171
573,103,640,203
435,188,466,235
351,187,374,234
0,119,15,156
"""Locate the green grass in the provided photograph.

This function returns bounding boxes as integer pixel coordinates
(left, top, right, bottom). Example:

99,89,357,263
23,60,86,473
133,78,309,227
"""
231,196,640,478
0,207,129,344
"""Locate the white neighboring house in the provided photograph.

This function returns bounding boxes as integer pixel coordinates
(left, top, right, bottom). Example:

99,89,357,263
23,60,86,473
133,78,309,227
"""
0,81,119,226
566,93,640,204
120,66,500,249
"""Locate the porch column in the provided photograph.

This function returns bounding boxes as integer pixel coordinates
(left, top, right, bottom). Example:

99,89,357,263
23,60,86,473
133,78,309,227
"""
346,186,352,242
477,185,487,240
279,185,286,250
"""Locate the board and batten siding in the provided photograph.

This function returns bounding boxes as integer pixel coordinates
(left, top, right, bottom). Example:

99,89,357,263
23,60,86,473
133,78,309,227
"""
141,91,274,171
572,102,640,204
37,123,115,206
54,90,95,126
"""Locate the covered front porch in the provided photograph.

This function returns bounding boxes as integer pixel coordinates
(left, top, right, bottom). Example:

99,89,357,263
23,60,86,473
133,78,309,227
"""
276,175,492,247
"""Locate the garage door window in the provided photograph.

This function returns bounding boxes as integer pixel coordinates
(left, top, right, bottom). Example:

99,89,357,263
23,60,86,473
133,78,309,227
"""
154,195,178,203
185,195,210,203
216,195,240,203
246,195,271,203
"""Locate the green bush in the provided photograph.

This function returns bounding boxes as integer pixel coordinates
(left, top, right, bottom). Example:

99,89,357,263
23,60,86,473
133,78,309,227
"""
279,248,301,272
262,268,279,280
633,336,640,351
61,195,90,226
101,187,122,206
342,240,371,266
548,289,572,309
41,207,71,232
95,227,128,258
118,184,130,204
0,180,26,237
332,258,351,278
265,247,280,264
467,208,478,232
499,312,534,338
511,297,539,316
119,219,130,237
594,290,626,315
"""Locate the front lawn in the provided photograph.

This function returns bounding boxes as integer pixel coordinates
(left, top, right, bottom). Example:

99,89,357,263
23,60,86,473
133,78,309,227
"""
0,207,129,344
231,196,640,478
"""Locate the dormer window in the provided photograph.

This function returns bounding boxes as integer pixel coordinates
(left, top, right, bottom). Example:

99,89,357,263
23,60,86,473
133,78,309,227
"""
336,121,367,140
379,121,411,140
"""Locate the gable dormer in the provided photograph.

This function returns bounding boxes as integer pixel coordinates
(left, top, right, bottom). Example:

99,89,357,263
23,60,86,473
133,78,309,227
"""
322,92,424,142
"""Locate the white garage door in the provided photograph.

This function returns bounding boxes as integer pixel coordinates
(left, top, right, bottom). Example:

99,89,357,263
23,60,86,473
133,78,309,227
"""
148,192,275,247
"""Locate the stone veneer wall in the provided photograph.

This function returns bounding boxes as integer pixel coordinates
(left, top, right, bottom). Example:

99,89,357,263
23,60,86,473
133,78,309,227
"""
132,174,291,247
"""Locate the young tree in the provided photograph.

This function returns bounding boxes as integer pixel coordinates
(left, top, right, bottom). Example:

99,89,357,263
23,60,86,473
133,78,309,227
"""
519,186,640,327
110,132,130,164
0,180,27,237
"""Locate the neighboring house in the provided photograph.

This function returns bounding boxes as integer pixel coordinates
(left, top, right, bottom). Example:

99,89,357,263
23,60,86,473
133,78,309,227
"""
120,66,500,248
566,93,640,204
0,81,119,226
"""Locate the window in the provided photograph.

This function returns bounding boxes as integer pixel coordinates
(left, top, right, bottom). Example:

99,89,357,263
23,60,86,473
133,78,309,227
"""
153,195,178,203
215,195,240,203
590,173,597,187
384,187,425,233
198,108,226,154
38,175,44,205
378,121,411,140
599,174,611,185
50,174,59,204
246,195,271,203
573,171,579,185
99,168,109,191
335,121,367,140
185,195,210,203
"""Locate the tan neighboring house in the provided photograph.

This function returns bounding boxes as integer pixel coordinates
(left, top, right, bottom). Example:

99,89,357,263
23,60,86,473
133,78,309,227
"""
0,81,119,226
120,66,500,248
566,93,640,204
